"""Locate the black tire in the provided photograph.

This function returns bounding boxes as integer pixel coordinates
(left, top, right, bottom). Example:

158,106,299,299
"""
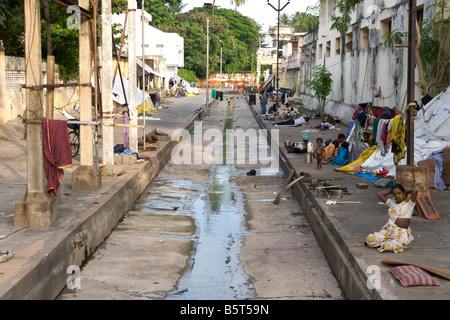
69,130,80,157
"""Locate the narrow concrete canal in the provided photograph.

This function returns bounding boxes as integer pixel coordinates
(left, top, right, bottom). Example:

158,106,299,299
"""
58,96,344,300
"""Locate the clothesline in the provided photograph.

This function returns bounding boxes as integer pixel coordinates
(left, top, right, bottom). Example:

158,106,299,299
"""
364,112,406,120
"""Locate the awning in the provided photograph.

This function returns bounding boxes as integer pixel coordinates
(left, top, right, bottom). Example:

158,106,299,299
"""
136,58,164,78
262,76,274,90
288,63,300,70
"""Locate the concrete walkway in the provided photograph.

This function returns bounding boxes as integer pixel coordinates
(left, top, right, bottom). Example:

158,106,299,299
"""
249,98,450,300
0,90,449,300
0,92,212,299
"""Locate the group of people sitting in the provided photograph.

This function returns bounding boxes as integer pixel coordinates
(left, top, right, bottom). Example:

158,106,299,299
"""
314,123,378,169
313,133,350,169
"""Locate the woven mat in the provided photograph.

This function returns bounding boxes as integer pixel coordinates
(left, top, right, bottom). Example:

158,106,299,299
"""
381,259,450,280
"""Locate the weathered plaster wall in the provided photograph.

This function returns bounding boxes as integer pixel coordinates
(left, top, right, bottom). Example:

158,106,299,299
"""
278,0,438,124
1,56,79,122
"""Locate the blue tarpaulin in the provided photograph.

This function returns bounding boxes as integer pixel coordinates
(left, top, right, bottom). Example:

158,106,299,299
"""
352,172,394,188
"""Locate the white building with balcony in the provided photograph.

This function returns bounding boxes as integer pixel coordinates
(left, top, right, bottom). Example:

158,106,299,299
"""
112,9,184,91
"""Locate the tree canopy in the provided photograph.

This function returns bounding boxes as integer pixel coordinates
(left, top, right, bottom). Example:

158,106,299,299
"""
157,6,263,79
0,1,262,81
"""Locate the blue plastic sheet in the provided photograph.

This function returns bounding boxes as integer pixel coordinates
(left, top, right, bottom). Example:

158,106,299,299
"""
352,172,394,188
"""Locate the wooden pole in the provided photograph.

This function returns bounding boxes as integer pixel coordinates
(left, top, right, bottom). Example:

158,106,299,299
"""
46,56,55,119
406,0,417,166
43,0,54,119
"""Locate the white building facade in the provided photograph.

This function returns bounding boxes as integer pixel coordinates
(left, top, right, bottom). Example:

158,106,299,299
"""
112,9,184,91
290,0,437,121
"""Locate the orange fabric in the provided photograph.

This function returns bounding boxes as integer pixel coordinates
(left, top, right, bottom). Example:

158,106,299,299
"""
323,139,341,161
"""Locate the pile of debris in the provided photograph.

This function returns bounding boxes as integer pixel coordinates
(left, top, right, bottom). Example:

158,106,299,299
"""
308,178,351,200
138,128,170,150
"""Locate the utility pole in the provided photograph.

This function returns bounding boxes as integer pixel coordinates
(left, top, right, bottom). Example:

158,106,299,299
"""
219,39,223,89
129,0,138,152
142,0,146,150
72,0,101,191
101,0,114,168
267,0,290,107
0,42,6,124
206,17,210,110
406,0,417,166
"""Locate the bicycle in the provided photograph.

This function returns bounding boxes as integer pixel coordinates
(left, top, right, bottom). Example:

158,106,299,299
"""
68,120,80,157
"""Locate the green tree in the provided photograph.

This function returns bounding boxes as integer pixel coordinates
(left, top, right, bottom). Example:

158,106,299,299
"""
41,2,79,81
230,0,246,10
160,6,262,79
280,13,290,25
418,1,449,94
178,68,197,83
139,0,187,27
289,8,319,33
0,0,25,56
306,64,333,115
165,0,186,18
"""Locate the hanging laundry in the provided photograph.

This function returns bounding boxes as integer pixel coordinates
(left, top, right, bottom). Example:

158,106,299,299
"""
426,150,447,191
376,119,390,156
373,117,380,144
356,111,367,128
391,114,407,165
43,119,73,196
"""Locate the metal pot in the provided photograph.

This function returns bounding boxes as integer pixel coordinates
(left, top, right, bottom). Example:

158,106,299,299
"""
293,142,305,149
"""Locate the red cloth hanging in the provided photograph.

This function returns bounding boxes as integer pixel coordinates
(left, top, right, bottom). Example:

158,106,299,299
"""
43,119,73,196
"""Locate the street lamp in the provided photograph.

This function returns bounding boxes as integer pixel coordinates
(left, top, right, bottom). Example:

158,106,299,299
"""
204,3,212,110
219,39,223,89
206,17,210,109
141,0,146,150
267,0,290,107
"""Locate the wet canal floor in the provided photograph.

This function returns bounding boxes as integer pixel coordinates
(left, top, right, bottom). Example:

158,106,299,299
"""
58,97,344,300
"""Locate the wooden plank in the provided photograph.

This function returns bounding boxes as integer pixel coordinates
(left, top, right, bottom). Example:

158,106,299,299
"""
273,176,304,205
416,190,440,219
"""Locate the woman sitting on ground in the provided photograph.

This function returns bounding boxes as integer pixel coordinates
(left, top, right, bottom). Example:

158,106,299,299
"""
365,184,417,253
332,141,350,165
323,133,346,164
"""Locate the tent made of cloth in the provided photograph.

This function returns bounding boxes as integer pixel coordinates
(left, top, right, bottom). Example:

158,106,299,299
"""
341,86,450,182
112,77,157,115
137,58,164,78
262,76,273,91
93,74,157,117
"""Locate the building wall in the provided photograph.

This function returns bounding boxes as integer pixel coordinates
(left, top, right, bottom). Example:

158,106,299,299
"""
113,10,184,69
198,71,257,88
279,0,438,123
0,56,80,123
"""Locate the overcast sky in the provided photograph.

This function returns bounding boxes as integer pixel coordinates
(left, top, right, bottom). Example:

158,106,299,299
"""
181,0,319,41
